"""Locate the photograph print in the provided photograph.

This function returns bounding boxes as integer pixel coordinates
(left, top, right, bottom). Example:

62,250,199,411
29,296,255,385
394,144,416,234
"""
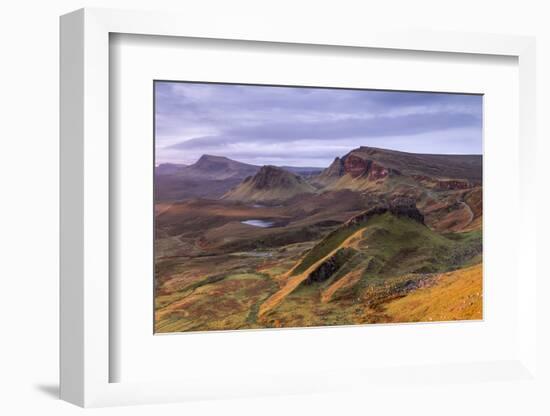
154,81,483,333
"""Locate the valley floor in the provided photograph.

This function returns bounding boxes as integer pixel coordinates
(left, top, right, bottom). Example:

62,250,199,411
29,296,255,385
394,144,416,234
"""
154,206,482,333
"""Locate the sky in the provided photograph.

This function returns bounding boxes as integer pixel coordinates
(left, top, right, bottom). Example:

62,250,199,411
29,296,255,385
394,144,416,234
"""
155,81,483,167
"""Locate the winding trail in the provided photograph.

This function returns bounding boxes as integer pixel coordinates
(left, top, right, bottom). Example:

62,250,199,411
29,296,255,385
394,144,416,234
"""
460,201,474,225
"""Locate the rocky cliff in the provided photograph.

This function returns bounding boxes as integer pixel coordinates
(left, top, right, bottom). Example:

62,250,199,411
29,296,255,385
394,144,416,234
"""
313,146,482,190
344,198,425,227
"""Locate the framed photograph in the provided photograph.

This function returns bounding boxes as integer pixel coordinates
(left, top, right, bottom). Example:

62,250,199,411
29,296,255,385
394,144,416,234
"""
60,8,539,408
153,81,484,334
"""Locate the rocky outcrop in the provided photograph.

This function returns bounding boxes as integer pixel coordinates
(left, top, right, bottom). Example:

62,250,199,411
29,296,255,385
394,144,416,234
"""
344,198,425,227
314,151,399,186
324,157,345,177
311,157,345,187
368,162,390,180
340,152,399,181
388,198,425,224
321,146,482,184
304,248,357,285
344,154,371,178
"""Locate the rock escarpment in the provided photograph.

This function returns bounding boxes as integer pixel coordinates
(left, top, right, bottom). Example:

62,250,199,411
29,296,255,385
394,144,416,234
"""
342,153,398,180
304,248,357,285
311,157,345,186
312,146,482,190
314,149,400,186
344,198,425,228
344,154,372,178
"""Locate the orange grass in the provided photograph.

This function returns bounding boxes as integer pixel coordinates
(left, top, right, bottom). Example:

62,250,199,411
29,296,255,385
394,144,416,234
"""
383,263,482,322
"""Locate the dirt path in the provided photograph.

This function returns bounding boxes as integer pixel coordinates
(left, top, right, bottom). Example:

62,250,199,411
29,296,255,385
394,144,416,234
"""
258,227,366,317
460,201,474,225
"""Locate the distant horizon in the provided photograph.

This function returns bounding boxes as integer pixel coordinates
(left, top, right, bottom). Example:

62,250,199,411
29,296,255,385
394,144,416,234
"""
155,145,482,169
155,82,483,167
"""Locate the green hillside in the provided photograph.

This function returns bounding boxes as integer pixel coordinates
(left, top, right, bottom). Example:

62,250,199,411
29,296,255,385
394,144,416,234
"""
257,211,482,327
293,211,481,292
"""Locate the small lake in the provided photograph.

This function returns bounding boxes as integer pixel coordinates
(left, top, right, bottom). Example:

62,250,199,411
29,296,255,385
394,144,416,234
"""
241,219,275,228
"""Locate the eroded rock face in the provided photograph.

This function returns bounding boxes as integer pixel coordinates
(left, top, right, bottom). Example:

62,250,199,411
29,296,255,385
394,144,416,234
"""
342,154,397,181
388,198,425,224
368,162,390,180
344,154,371,178
324,157,344,177
305,247,357,285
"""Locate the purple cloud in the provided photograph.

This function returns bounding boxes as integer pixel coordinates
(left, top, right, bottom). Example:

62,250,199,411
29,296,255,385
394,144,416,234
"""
155,81,482,166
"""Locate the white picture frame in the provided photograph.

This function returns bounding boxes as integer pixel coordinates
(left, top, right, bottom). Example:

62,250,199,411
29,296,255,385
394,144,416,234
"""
60,7,539,408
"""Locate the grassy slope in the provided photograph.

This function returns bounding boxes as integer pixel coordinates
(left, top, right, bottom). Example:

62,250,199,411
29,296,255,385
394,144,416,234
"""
155,212,483,331
358,213,481,277
223,179,315,203
258,212,482,325
155,272,278,333
382,263,482,322
258,227,366,317
291,222,365,275
293,212,481,281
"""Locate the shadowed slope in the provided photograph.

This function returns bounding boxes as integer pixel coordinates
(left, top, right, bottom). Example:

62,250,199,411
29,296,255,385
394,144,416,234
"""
223,165,316,203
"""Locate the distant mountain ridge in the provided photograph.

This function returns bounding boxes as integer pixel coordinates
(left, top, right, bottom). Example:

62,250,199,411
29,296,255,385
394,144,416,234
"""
156,148,482,203
155,163,187,175
156,156,324,177
312,146,481,189
161,154,259,180
155,155,322,201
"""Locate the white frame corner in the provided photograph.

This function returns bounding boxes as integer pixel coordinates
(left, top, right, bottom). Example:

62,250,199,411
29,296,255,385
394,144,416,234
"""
60,7,538,407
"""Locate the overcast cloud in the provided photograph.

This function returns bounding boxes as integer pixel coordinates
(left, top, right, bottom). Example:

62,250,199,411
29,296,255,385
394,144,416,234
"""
155,81,482,167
